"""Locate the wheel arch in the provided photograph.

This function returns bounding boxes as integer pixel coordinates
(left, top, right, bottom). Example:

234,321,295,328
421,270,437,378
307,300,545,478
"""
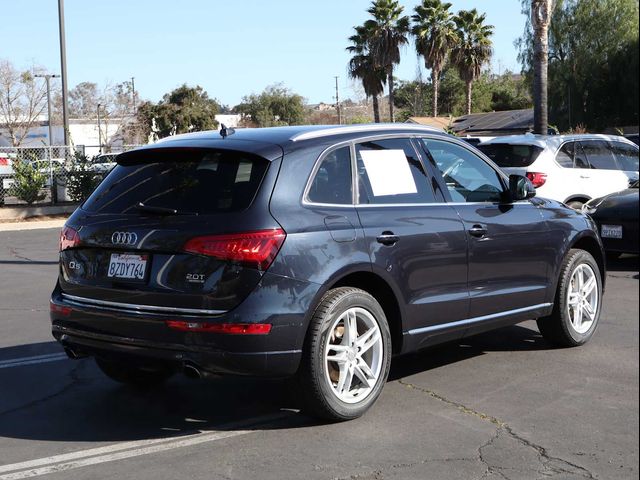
566,233,606,290
303,270,405,355
563,194,592,205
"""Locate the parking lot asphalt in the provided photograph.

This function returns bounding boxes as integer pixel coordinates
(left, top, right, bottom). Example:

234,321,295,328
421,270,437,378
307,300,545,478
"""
0,227,638,480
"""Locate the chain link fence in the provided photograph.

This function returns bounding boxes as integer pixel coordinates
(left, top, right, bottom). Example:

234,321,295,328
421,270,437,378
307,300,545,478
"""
0,145,142,207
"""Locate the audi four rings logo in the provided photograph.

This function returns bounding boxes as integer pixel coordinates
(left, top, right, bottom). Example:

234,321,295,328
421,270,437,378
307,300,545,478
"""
111,232,138,245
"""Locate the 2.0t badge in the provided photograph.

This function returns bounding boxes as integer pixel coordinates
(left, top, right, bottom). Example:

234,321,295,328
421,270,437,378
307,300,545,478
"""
111,232,138,246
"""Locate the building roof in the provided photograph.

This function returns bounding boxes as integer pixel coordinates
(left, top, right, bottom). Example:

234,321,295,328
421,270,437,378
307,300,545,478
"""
406,116,455,130
452,109,533,134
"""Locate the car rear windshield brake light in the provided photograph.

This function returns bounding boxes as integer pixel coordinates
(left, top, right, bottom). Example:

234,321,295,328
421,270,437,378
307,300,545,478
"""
183,229,286,270
165,321,272,335
59,226,81,251
526,172,548,188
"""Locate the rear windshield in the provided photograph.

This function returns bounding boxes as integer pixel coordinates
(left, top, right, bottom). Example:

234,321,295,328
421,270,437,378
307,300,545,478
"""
478,144,544,168
82,150,269,215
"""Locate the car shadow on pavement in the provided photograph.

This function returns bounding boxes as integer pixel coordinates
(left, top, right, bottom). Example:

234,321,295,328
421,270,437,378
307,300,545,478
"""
389,323,548,382
605,254,639,275
0,323,548,445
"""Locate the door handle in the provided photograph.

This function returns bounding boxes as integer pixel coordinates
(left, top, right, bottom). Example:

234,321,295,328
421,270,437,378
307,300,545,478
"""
376,231,399,246
579,175,591,179
468,225,488,238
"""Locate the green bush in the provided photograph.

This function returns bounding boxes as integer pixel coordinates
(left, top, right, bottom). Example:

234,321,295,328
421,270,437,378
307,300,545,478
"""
9,159,47,205
66,151,102,203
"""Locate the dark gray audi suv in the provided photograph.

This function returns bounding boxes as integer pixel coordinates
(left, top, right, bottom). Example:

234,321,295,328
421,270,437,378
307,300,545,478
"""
51,124,605,420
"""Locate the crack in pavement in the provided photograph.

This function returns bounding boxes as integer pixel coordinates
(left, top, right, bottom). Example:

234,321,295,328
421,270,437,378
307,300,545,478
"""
0,361,87,417
398,380,596,480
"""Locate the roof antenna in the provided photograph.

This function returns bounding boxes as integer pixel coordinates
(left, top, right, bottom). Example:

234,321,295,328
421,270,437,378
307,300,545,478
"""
220,124,235,139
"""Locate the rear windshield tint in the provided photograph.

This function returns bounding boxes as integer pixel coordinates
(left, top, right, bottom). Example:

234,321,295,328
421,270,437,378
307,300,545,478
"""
478,144,544,168
82,150,269,215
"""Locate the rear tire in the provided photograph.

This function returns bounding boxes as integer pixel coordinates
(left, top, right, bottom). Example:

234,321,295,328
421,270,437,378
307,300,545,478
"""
537,249,602,347
298,287,392,421
95,358,173,387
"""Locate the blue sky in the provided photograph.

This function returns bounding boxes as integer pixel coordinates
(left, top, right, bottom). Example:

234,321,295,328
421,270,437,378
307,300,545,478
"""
2,0,526,107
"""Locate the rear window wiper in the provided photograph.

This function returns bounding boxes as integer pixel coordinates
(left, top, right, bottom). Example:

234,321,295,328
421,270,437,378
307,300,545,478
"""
134,202,198,216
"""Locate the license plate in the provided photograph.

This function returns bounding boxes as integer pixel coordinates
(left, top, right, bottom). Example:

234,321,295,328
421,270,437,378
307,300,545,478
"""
601,225,623,239
107,253,148,280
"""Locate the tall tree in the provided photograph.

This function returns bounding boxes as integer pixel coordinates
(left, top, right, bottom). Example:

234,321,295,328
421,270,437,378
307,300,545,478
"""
137,84,220,139
363,0,410,122
412,0,457,117
517,0,639,131
235,84,305,127
531,0,555,134
0,60,49,146
347,24,386,123
450,9,494,115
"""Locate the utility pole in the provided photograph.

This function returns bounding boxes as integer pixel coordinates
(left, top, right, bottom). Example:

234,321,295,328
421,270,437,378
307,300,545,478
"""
58,0,70,146
34,74,60,145
97,104,102,154
334,76,341,125
131,77,136,112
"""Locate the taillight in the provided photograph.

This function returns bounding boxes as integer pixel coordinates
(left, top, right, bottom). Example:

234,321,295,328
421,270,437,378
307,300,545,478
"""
59,226,80,251
165,321,272,335
183,228,286,270
50,301,72,316
526,172,547,188
0,157,8,166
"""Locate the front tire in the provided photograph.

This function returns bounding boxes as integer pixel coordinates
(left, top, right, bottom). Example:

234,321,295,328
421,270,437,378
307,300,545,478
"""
298,287,392,421
537,249,602,347
95,358,173,387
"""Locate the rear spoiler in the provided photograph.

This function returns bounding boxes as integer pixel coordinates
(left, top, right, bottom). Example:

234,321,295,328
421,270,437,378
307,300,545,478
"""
117,140,283,165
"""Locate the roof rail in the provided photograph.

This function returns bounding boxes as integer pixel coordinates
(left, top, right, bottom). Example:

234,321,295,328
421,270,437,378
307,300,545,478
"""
290,124,443,142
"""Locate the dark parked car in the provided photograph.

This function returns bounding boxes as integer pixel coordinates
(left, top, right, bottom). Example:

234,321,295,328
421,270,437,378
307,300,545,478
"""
583,180,639,257
51,124,606,420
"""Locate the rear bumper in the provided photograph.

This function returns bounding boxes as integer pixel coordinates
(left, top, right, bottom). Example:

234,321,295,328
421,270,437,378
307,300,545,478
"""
51,272,321,377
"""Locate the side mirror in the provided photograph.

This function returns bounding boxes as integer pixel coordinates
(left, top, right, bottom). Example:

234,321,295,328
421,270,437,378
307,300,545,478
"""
508,174,536,201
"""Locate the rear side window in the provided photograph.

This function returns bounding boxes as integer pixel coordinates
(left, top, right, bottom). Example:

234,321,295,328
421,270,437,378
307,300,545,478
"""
610,142,639,171
580,140,619,170
477,144,543,168
355,138,435,204
556,142,589,169
307,146,352,204
83,150,269,214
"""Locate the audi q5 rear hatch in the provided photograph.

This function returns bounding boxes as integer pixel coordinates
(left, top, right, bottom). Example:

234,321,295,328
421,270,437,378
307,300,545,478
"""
58,146,284,315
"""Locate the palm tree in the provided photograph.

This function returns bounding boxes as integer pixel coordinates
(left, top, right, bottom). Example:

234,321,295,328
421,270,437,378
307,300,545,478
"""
450,9,494,115
347,25,386,123
412,0,457,117
363,0,410,122
531,0,554,134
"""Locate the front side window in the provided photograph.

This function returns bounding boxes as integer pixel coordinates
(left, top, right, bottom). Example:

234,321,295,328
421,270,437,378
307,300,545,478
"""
610,142,639,172
355,138,435,204
580,140,619,170
422,139,504,203
307,146,352,204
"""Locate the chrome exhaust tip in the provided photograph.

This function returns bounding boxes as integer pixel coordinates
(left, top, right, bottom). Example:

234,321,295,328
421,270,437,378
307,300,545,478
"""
183,362,202,379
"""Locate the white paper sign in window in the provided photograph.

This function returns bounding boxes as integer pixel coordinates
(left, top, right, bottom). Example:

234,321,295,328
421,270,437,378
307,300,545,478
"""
360,150,417,196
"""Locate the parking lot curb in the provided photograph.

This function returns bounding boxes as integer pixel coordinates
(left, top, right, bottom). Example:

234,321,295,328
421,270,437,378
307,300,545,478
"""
0,204,77,222
0,218,67,232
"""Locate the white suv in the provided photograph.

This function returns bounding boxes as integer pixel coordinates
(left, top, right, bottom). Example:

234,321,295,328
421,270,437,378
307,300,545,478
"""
478,134,639,208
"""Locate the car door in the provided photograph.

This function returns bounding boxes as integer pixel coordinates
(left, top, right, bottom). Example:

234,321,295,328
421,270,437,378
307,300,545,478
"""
419,137,552,320
353,136,469,344
579,140,630,198
553,141,592,202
